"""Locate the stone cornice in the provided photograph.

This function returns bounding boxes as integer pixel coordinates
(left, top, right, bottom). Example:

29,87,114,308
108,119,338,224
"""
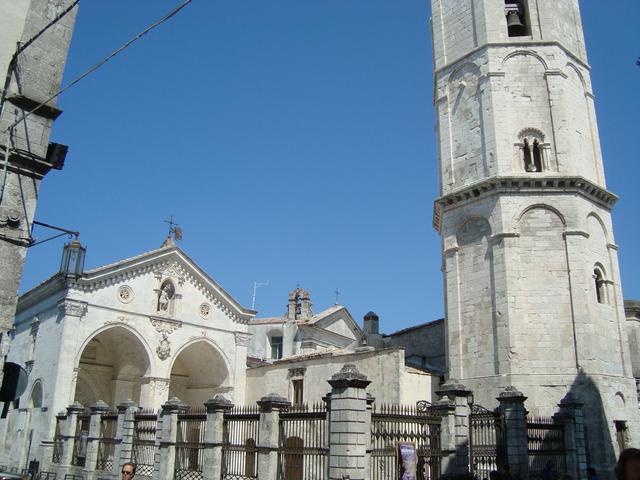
433,176,617,233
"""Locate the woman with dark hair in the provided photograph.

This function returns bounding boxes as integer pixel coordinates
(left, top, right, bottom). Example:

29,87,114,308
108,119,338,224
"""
615,449,640,480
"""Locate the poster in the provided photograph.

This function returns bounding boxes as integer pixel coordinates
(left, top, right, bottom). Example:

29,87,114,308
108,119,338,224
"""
397,442,417,480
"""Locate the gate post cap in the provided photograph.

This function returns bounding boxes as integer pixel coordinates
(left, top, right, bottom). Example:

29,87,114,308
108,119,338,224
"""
161,397,185,413
257,393,290,412
328,364,371,389
117,399,137,413
90,400,110,413
67,402,85,414
205,395,233,413
436,379,472,398
497,385,527,402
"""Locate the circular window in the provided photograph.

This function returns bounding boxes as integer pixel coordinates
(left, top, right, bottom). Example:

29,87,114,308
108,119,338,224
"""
118,285,134,304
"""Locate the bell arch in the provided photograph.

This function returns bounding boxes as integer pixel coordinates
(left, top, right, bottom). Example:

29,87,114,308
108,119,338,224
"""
168,339,231,407
74,326,152,408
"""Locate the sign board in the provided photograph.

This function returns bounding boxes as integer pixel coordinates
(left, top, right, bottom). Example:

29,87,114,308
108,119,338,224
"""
397,442,417,480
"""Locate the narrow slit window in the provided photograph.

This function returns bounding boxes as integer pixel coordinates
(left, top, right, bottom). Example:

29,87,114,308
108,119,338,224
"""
533,140,542,172
594,269,606,304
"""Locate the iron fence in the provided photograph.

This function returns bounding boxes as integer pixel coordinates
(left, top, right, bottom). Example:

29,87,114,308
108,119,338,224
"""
70,413,90,467
132,409,158,477
469,404,506,480
527,415,565,479
370,403,442,480
277,403,328,480
175,408,206,480
52,416,64,464
222,405,260,480
96,411,118,471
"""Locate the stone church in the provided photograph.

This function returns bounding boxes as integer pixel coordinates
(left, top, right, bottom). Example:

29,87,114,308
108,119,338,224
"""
0,0,639,476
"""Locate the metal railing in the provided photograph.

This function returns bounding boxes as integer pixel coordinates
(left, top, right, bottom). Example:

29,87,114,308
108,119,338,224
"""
96,411,118,471
469,404,506,480
132,409,158,477
70,413,90,467
527,415,566,479
221,405,260,480
52,416,64,464
370,403,442,480
174,408,206,480
277,403,328,480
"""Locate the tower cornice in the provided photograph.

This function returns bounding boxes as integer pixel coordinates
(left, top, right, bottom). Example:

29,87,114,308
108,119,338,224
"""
433,176,617,232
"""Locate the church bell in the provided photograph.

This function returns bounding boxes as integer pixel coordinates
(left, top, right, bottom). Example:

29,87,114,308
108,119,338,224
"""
506,10,527,37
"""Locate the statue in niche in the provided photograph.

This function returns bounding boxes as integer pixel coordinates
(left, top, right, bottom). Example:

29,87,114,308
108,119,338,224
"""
157,281,175,313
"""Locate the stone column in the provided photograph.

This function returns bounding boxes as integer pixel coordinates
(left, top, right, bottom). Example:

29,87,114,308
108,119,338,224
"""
555,394,587,480
436,380,472,476
203,395,233,480
112,399,136,477
155,397,184,480
326,364,371,480
497,386,529,478
84,400,109,479
257,393,290,480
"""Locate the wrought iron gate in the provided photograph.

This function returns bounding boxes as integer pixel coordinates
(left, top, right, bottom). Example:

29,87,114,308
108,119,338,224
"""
221,405,260,480
469,404,506,480
132,409,157,477
370,403,442,480
527,416,565,479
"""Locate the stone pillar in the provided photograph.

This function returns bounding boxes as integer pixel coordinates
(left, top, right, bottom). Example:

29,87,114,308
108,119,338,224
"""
436,380,472,476
555,394,587,480
84,400,109,479
432,395,457,475
112,399,136,477
60,403,84,466
326,364,371,480
155,397,184,480
497,386,529,478
203,395,233,480
256,394,289,480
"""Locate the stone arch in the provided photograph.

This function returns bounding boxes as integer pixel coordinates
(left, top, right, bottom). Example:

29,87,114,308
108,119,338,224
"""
517,204,566,226
29,379,43,409
74,326,152,408
501,50,548,70
455,216,492,246
566,62,586,89
168,339,231,407
614,392,626,409
587,212,609,243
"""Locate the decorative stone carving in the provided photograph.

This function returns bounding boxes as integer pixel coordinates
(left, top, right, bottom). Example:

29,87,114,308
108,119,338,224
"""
117,285,134,303
199,303,211,319
144,377,170,395
288,367,306,378
57,299,88,318
150,317,182,334
234,332,251,347
156,334,171,361
25,360,34,375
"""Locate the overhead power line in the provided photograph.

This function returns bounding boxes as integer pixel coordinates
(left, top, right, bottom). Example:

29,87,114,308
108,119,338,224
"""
4,0,193,133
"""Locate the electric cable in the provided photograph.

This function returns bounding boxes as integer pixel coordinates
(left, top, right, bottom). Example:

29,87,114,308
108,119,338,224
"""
4,0,193,133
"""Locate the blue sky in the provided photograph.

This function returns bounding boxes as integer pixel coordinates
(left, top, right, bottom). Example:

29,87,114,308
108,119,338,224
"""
20,1,640,334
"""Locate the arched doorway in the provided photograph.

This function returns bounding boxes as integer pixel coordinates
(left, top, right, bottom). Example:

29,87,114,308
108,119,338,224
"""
169,341,229,407
74,327,151,407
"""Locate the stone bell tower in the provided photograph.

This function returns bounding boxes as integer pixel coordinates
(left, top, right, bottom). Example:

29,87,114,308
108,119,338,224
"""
430,0,639,468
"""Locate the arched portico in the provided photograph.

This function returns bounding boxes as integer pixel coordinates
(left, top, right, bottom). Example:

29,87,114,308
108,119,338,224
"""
74,326,152,408
168,340,231,407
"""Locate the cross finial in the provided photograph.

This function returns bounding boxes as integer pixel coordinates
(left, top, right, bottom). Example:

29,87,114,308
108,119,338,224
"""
164,215,182,241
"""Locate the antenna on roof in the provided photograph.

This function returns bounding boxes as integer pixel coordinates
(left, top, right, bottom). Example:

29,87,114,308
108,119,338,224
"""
251,281,269,310
164,215,182,241
335,288,340,305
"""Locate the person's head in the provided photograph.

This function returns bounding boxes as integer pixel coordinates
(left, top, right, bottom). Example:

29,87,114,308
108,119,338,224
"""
588,468,597,478
121,462,136,479
615,449,640,480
